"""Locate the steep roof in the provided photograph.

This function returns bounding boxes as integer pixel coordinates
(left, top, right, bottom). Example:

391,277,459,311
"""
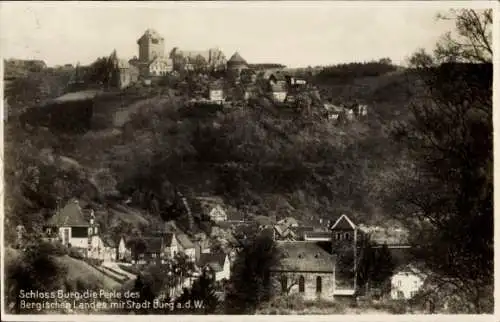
197,252,227,272
143,237,163,253
330,214,356,230
47,199,89,227
228,52,247,65
176,233,195,249
274,241,335,272
102,237,117,248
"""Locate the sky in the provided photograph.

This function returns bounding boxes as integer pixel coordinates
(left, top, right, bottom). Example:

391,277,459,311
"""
0,1,475,68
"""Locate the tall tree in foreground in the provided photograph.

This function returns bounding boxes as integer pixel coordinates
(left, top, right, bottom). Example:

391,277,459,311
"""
390,9,493,313
225,223,280,314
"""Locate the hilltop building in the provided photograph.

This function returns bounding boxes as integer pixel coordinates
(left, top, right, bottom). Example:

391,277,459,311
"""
170,47,227,72
227,52,249,81
109,50,139,89
132,29,173,78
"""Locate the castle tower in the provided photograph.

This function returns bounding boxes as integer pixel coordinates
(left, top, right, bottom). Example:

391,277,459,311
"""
137,29,165,63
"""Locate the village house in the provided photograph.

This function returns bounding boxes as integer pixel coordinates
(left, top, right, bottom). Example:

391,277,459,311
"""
270,82,288,103
208,82,225,104
272,241,336,301
117,236,132,261
194,238,212,262
273,224,297,241
175,233,196,261
197,252,231,282
44,199,92,250
391,265,426,300
290,226,316,241
134,237,163,264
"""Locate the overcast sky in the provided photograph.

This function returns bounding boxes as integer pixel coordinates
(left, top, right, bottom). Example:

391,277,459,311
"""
0,1,479,68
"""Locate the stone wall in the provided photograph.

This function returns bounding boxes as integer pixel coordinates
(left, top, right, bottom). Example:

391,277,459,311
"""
272,271,335,301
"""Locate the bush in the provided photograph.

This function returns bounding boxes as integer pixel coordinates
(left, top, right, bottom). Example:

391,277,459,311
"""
68,247,85,260
38,241,68,256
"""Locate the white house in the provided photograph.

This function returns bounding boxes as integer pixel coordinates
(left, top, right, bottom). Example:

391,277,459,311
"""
117,237,132,261
208,83,224,103
176,233,196,261
391,265,426,300
208,205,228,222
147,57,173,76
163,233,180,259
198,252,231,282
270,83,287,103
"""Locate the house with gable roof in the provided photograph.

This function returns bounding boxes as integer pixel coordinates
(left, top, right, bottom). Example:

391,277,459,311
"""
197,251,231,282
117,236,132,261
272,241,336,301
176,233,196,260
44,199,93,250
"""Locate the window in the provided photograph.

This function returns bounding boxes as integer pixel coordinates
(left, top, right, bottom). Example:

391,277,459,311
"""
299,276,305,293
410,291,416,298
344,233,350,240
281,275,288,293
316,276,322,294
397,280,402,287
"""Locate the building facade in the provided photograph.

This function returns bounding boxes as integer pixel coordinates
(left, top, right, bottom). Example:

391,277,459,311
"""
44,199,91,250
272,241,336,301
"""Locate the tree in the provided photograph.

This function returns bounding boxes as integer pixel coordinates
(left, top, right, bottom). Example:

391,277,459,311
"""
225,224,280,314
86,56,117,88
390,9,493,313
5,239,68,314
186,270,220,314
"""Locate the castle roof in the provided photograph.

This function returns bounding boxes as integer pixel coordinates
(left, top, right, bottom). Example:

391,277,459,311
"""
228,52,247,65
137,29,164,43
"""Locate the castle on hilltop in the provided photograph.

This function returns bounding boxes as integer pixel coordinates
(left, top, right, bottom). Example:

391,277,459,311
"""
96,28,251,88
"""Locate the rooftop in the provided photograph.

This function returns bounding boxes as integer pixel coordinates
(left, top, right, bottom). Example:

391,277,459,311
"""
274,241,335,273
51,90,101,104
330,214,356,230
47,199,89,227
176,233,195,249
228,52,247,65
197,252,227,272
